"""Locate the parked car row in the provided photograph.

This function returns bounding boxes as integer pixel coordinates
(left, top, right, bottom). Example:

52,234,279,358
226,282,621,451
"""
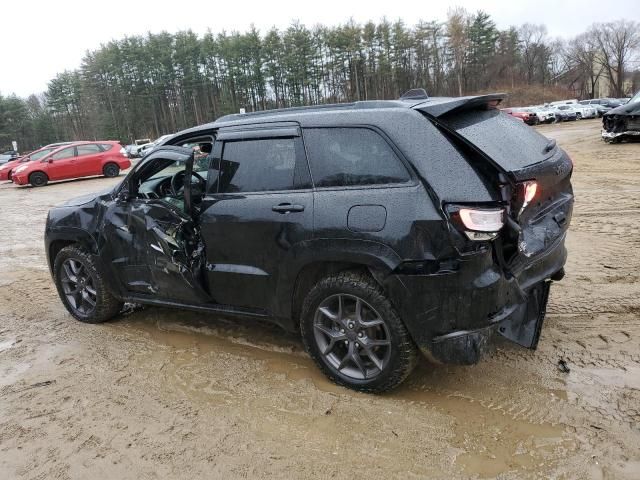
0,141,131,186
501,97,631,126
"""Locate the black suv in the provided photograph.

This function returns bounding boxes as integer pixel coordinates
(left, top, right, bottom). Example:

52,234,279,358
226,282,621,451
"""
45,92,573,392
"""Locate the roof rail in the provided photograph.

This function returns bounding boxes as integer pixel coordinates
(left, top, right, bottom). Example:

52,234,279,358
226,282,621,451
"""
400,88,429,100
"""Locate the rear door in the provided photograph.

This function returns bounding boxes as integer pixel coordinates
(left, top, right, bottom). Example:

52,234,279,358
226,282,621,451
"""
198,126,313,314
75,144,103,176
48,146,77,180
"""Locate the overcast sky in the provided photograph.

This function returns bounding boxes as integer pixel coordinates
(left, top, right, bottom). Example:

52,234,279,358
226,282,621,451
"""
1,0,637,97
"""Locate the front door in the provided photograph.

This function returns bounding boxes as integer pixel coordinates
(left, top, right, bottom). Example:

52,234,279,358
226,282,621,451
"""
198,128,313,314
103,147,210,304
47,146,77,180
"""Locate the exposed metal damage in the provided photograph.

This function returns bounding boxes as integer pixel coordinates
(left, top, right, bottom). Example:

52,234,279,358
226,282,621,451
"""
602,94,640,143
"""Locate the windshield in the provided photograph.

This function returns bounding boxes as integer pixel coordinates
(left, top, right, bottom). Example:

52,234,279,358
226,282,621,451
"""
29,148,56,161
629,91,640,104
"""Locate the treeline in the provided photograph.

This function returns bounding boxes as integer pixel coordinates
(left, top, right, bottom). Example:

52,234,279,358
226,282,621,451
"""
1,11,638,151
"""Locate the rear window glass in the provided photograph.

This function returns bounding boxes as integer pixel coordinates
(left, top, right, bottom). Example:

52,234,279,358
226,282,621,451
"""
441,108,553,169
303,128,410,188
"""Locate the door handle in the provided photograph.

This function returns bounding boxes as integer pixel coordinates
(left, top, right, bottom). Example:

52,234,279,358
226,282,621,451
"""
272,203,305,214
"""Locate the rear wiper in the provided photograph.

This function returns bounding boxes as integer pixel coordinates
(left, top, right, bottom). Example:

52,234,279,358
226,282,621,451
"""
543,138,557,154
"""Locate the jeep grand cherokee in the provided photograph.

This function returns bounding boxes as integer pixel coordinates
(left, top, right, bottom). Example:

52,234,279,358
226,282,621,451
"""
45,91,573,392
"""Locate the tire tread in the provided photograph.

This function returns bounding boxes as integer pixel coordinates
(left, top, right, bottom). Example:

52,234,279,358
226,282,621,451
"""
300,270,418,393
53,245,122,323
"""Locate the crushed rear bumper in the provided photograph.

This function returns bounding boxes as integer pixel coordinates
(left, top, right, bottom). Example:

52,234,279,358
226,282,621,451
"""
385,233,568,365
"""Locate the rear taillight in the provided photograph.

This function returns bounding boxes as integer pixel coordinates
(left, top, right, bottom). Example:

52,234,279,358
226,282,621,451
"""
458,207,505,241
518,180,538,216
120,147,127,157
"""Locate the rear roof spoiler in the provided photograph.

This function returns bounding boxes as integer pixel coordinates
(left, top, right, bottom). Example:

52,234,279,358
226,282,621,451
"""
414,93,506,118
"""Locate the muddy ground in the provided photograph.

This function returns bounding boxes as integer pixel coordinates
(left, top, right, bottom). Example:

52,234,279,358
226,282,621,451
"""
0,119,638,479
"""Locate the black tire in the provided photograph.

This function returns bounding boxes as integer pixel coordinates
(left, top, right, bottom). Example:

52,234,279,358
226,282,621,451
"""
576,112,582,120
53,245,123,323
29,171,48,187
300,271,418,393
103,163,120,178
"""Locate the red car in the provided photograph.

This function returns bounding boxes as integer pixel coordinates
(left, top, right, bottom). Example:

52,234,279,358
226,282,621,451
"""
11,141,131,187
501,108,539,125
0,143,72,181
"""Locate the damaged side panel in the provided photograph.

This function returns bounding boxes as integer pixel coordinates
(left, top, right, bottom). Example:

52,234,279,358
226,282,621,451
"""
102,201,210,304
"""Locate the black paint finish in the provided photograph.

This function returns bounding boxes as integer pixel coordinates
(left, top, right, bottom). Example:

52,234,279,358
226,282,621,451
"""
45,94,574,365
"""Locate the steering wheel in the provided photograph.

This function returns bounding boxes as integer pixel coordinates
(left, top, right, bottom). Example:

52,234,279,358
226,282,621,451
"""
170,170,205,197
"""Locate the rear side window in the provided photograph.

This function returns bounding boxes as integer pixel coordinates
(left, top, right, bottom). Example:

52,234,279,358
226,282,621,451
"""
51,147,76,160
219,138,297,193
99,143,114,151
77,144,102,156
303,128,410,188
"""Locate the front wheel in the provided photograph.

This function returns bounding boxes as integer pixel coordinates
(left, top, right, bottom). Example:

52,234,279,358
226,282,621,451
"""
53,245,123,323
300,271,418,393
29,171,48,187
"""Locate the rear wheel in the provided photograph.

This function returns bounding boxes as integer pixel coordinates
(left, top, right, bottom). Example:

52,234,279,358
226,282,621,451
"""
29,171,48,187
103,163,120,178
300,271,418,393
53,245,123,323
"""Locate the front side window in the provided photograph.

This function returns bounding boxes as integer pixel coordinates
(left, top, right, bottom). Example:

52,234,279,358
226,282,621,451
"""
218,138,297,193
303,127,410,188
51,147,75,160
29,148,56,161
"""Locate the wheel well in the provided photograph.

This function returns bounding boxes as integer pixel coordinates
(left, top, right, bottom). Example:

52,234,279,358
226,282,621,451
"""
48,240,76,270
103,161,118,170
291,261,383,327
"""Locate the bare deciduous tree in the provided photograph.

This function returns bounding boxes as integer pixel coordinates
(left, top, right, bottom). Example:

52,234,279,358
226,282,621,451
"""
590,20,640,97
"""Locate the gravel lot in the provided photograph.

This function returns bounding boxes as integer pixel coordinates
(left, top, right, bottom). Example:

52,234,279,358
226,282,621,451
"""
0,119,638,479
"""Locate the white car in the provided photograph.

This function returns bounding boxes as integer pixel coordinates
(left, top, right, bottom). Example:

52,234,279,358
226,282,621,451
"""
138,134,175,157
527,106,557,124
571,104,597,119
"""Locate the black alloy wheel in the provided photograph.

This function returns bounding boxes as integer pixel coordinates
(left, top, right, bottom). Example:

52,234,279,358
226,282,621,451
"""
313,293,391,380
60,258,98,316
53,246,123,323
300,271,418,393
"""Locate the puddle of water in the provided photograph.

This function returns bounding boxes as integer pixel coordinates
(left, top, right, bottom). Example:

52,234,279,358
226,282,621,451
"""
114,311,347,399
0,338,16,352
0,361,31,388
580,366,640,390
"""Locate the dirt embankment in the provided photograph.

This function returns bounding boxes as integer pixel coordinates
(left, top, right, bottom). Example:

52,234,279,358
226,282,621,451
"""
0,119,639,479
